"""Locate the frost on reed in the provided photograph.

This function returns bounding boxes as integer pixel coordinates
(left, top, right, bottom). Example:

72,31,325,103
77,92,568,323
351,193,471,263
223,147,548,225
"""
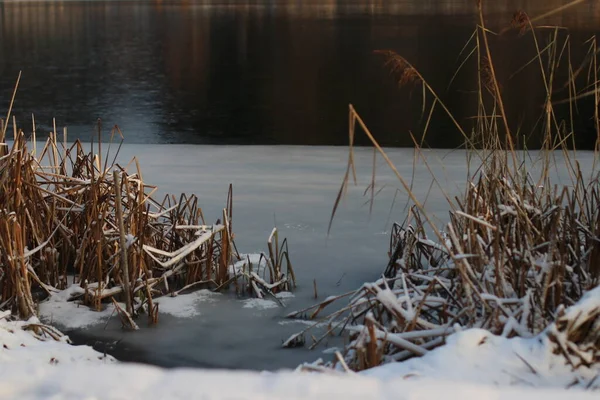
0,125,295,327
287,1,599,379
288,161,599,372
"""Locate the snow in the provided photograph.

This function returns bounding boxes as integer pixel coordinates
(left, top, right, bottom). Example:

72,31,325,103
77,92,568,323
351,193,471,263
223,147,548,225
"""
39,285,115,329
1,281,599,399
12,315,600,398
277,292,295,299
358,285,600,390
39,279,292,328
231,253,267,275
39,284,222,325
556,285,600,331
243,293,294,310
155,290,220,318
278,319,327,329
40,283,292,327
2,310,598,399
0,360,597,400
0,315,115,366
243,298,280,310
362,328,599,390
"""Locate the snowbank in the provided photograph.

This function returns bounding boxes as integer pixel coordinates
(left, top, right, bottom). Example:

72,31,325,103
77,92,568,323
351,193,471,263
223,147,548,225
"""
362,328,598,389
0,315,115,366
0,361,596,400
1,300,598,399
38,285,115,329
356,286,599,390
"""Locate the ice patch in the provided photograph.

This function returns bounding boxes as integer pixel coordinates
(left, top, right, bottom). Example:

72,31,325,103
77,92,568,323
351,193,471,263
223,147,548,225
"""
322,347,340,354
242,291,294,310
276,292,295,299
155,290,220,318
242,298,279,310
283,223,312,232
278,320,326,328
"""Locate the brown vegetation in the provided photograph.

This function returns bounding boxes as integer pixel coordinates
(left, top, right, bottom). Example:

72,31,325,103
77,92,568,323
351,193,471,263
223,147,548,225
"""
0,118,295,328
286,0,599,382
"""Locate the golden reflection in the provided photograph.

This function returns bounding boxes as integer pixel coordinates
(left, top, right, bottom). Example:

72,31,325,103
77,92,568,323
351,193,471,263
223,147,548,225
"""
0,0,598,146
135,0,600,28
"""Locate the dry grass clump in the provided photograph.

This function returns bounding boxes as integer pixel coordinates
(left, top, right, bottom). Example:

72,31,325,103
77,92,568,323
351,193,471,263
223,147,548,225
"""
547,287,599,375
286,0,599,380
288,164,599,370
232,228,296,303
0,121,295,327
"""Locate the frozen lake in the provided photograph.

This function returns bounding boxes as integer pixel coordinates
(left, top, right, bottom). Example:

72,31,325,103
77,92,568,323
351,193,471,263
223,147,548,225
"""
48,143,596,370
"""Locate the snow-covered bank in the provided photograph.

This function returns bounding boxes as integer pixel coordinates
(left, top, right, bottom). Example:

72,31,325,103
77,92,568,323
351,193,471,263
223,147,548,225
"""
2,290,599,399
296,285,599,390
0,358,596,400
0,314,115,366
363,328,599,389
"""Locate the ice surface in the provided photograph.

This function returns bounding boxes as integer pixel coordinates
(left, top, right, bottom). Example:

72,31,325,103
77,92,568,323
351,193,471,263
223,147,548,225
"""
33,144,598,371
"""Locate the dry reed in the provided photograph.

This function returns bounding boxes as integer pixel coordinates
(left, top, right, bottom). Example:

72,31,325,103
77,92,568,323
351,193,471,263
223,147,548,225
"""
287,0,599,383
0,122,295,327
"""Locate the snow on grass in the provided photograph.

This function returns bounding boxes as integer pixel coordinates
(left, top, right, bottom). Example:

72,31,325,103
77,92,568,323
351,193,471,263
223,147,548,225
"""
362,327,599,390
230,253,267,275
555,285,600,331
356,287,600,390
155,290,220,318
38,285,115,329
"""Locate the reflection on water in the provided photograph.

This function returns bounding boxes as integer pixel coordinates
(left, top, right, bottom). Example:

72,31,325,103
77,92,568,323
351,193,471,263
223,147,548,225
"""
0,1,599,147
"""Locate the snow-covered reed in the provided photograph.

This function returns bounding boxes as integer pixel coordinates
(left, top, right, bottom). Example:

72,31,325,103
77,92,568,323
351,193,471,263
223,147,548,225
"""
0,119,295,327
286,0,599,381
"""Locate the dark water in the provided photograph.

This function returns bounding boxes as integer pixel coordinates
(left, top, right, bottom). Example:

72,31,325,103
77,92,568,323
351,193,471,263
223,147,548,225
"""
1,0,599,147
